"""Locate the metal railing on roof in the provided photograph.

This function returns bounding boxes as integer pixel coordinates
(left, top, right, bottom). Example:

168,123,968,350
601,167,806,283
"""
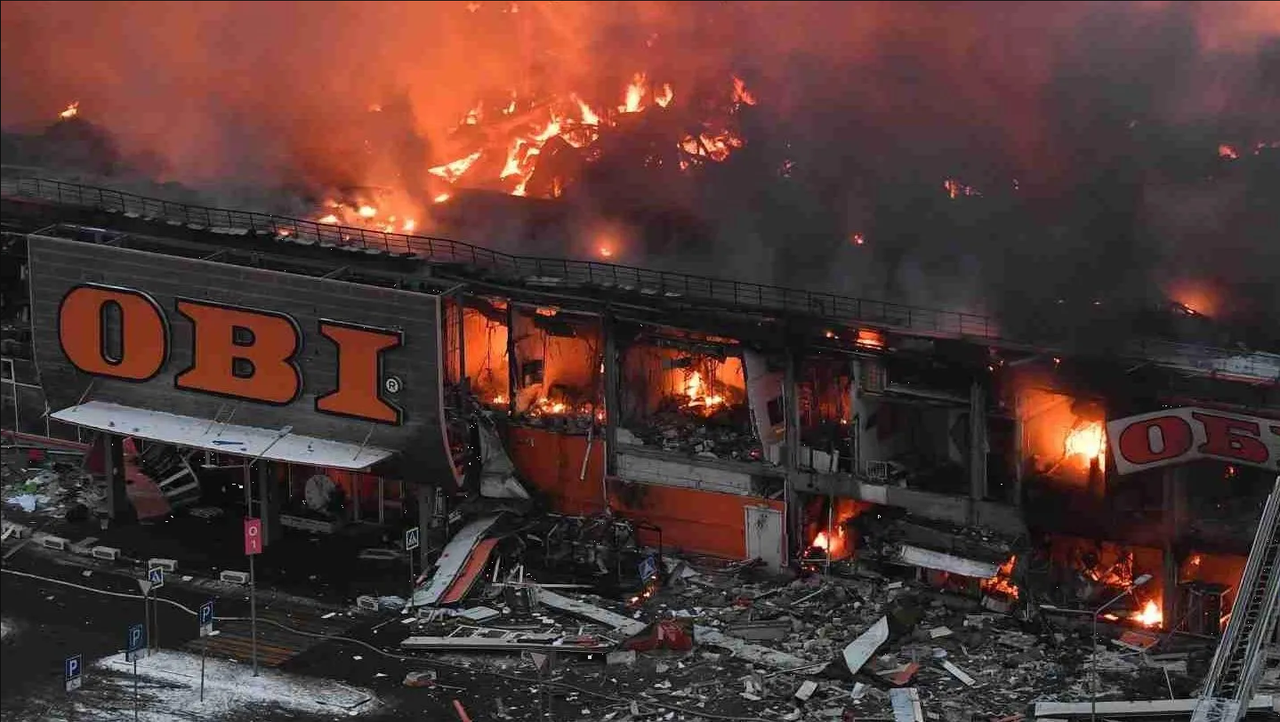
0,175,998,340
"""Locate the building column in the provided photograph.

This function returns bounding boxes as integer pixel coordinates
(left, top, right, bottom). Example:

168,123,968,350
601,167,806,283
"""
968,381,988,522
103,434,130,521
1161,465,1187,631
259,462,282,546
505,302,518,417
603,314,619,478
1012,390,1025,508
456,301,467,393
783,351,801,564
416,483,435,569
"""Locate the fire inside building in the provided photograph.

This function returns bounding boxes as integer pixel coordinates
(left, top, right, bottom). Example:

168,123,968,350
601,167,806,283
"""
2,172,1278,715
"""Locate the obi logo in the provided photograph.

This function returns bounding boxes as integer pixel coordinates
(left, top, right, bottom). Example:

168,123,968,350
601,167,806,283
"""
57,284,404,425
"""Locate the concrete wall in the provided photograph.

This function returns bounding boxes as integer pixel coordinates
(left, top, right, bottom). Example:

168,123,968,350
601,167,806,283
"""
792,470,1027,536
617,449,758,496
25,234,452,481
507,426,783,559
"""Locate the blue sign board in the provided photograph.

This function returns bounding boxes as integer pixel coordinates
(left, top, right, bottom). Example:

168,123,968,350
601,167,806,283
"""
147,566,164,587
65,655,82,691
199,601,214,637
126,623,146,661
405,527,420,551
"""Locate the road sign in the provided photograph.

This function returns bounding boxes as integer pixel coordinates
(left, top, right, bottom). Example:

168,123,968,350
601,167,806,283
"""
528,651,552,673
126,623,147,662
136,579,152,596
405,527,420,551
244,517,262,556
65,655,82,692
147,566,164,589
199,601,214,637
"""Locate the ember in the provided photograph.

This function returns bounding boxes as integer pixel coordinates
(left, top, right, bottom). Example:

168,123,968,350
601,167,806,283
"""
421,72,755,204
58,101,78,120
1063,421,1105,466
981,555,1020,600
682,370,725,415
1131,599,1163,628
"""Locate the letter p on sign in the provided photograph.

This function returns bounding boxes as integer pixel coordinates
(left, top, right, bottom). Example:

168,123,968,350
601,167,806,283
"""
244,517,262,556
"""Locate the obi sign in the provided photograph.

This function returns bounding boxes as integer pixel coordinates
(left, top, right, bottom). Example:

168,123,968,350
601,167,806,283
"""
57,284,404,425
1106,407,1280,475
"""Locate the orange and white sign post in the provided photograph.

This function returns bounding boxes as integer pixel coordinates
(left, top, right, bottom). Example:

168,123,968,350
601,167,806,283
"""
244,517,262,677
1106,407,1280,475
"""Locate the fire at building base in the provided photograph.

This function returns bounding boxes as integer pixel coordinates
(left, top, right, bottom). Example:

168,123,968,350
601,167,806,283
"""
2,177,1279,720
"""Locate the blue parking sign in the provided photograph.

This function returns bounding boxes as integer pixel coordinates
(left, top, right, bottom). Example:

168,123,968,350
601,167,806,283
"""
65,655,82,692
126,623,146,661
199,601,214,637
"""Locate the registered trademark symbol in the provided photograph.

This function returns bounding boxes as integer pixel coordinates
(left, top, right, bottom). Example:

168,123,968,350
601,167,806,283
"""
384,376,402,394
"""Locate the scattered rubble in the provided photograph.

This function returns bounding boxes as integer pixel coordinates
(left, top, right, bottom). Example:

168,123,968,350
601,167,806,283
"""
383,506,1273,722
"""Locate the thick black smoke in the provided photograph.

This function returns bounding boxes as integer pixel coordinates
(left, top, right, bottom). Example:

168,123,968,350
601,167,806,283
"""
2,2,1277,345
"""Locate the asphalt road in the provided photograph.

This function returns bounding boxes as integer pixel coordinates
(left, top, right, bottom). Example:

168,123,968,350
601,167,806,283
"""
0,548,538,721
0,543,659,722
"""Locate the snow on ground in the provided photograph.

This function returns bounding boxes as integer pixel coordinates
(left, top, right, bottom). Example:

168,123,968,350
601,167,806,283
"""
54,650,381,721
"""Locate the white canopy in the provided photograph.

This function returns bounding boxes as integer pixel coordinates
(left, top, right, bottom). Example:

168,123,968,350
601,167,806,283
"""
51,401,393,470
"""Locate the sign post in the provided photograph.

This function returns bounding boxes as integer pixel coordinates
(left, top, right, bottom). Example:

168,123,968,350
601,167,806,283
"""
198,600,214,702
64,654,82,692
147,565,164,651
136,577,152,662
126,623,145,721
405,527,420,595
244,516,262,677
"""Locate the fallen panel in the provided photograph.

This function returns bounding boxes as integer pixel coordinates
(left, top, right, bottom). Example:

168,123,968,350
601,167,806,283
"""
1032,696,1275,717
843,616,889,675
890,543,999,578
889,688,924,722
411,514,501,607
694,626,811,670
940,659,976,687
477,425,530,499
536,589,648,637
401,626,611,655
439,538,499,605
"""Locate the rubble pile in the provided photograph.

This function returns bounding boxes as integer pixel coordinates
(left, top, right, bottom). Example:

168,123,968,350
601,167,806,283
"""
1,449,95,520
619,417,762,462
396,514,1243,721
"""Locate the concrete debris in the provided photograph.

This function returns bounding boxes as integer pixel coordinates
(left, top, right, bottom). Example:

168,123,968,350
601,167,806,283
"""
889,688,924,722
842,616,889,674
354,503,1252,722
939,659,976,687
606,650,637,666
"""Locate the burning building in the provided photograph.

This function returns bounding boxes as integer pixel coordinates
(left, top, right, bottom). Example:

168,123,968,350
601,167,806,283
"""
2,3,1279,675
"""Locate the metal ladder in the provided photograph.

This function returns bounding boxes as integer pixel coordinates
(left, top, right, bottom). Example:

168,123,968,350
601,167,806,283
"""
1192,475,1280,722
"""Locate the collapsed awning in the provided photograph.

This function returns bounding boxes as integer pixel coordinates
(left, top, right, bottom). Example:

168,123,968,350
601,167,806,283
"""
51,401,394,471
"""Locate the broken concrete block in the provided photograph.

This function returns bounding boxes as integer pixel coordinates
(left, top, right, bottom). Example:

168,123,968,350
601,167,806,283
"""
795,680,818,701
607,650,637,666
91,546,121,561
40,535,69,551
403,670,437,687
148,558,178,572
